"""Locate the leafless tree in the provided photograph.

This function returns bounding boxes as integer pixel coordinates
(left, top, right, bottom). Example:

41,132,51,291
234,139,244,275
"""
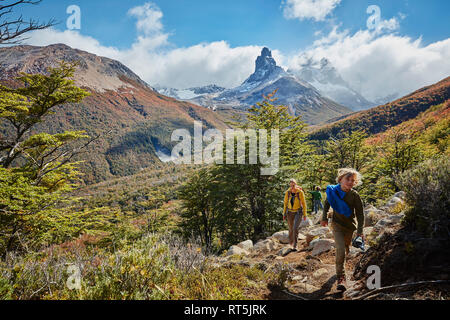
0,0,57,44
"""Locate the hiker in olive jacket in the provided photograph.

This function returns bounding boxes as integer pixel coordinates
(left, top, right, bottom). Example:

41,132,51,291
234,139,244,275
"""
283,179,307,250
321,168,364,292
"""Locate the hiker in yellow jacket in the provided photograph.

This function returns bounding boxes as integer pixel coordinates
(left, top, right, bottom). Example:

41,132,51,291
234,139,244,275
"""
283,179,307,250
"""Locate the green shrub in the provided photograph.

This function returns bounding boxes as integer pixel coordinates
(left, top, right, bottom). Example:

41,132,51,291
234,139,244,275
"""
0,232,276,300
0,277,13,300
397,156,450,238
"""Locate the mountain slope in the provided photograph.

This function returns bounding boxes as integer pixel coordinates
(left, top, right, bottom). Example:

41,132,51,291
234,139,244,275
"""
288,57,375,111
0,44,229,184
309,76,450,140
155,48,353,125
213,47,353,125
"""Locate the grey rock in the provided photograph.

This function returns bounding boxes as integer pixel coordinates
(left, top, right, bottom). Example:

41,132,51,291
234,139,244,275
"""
299,217,313,229
226,245,250,256
236,239,253,251
297,232,306,241
382,196,405,213
306,226,330,238
272,230,290,244
278,247,295,257
374,213,405,231
252,238,276,253
311,239,335,256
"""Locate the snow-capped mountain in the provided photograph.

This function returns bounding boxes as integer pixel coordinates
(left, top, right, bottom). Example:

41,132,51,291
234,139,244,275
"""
154,84,225,102
213,47,352,124
154,47,353,124
288,57,375,111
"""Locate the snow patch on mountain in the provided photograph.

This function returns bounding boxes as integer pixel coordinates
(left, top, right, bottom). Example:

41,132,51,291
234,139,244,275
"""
289,57,375,110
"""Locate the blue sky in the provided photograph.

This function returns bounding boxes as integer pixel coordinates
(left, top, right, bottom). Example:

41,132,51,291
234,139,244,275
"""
18,0,450,53
10,0,450,100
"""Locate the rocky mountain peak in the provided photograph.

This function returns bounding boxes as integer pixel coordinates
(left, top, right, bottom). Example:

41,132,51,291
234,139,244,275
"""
319,57,333,70
244,47,285,85
255,47,276,70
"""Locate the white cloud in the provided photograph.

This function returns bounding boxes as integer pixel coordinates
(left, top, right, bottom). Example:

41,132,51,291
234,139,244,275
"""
24,28,122,58
22,2,271,89
128,2,164,36
283,0,341,22
287,18,450,102
126,41,265,89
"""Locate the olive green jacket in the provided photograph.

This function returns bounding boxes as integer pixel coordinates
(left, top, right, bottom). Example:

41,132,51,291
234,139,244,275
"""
321,188,364,235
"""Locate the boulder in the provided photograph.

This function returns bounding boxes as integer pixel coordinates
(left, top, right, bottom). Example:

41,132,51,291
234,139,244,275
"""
299,217,313,229
292,275,307,282
252,239,276,253
374,213,405,231
383,196,405,213
364,204,387,227
311,239,335,256
236,239,253,251
312,212,324,225
307,226,330,238
297,232,306,241
308,238,321,250
278,247,294,257
226,245,249,256
312,268,328,279
272,230,290,244
364,211,382,227
306,226,330,245
363,204,378,214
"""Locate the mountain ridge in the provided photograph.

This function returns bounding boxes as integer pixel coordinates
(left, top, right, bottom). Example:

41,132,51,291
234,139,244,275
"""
0,44,229,184
288,57,375,110
309,76,450,140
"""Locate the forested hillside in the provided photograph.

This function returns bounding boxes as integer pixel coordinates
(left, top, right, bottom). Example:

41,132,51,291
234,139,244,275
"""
309,77,450,140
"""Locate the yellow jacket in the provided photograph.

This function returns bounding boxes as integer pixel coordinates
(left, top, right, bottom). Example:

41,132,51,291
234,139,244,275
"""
283,187,307,215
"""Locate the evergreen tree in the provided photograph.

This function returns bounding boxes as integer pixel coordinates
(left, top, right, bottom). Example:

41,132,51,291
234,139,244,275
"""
0,62,91,254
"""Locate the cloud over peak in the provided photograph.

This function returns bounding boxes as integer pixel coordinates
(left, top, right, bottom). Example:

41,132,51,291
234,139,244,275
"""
287,21,450,102
282,0,341,22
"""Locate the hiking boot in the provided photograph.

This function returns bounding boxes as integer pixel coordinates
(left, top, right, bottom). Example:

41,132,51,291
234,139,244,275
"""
337,275,347,291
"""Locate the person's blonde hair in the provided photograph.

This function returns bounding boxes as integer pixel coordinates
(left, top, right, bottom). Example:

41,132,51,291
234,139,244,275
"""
289,178,297,185
336,168,362,187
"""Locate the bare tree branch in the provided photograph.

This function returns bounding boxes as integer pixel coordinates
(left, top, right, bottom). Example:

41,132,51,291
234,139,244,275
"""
0,0,58,44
